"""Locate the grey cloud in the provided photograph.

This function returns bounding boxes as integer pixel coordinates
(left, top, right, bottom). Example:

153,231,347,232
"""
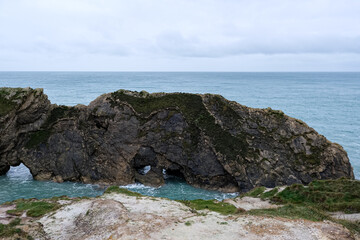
1,0,360,70
155,32,360,58
0,39,129,56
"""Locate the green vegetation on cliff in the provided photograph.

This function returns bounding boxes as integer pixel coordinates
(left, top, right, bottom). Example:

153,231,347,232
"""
0,218,32,239
25,130,52,149
244,186,266,197
6,199,60,217
0,88,26,116
246,178,360,235
104,186,143,197
109,91,251,161
248,204,329,221
244,186,279,199
179,199,239,215
272,178,360,213
25,105,80,149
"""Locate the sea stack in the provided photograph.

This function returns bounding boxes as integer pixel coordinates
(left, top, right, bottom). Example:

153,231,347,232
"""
0,87,354,192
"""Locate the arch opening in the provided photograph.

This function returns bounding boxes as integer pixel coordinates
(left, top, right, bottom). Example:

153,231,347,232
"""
164,168,185,180
136,165,151,175
2,163,33,181
0,165,10,175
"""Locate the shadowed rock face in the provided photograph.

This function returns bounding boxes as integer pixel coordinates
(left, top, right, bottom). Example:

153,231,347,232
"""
0,88,354,192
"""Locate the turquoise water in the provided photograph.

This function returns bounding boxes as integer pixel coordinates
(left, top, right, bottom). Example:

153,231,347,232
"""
0,72,359,203
122,175,238,201
0,164,237,203
0,164,104,202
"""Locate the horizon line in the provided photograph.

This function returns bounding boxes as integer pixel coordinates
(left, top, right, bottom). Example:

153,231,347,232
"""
1,71,360,73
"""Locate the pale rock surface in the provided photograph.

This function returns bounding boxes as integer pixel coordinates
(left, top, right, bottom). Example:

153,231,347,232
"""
34,193,355,240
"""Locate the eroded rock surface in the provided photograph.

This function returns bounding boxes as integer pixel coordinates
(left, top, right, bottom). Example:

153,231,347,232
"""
37,193,358,240
0,189,357,240
0,87,354,192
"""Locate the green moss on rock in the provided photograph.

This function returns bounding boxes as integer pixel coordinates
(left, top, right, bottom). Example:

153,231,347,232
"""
265,107,285,119
109,91,249,161
296,144,329,166
25,130,52,149
44,106,79,128
25,105,80,149
0,88,27,116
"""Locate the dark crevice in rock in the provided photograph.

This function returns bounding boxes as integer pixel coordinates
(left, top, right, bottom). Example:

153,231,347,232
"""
165,168,184,179
0,164,10,175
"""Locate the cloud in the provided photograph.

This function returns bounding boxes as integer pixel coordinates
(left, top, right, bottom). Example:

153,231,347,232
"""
154,32,360,57
155,32,360,57
0,0,360,70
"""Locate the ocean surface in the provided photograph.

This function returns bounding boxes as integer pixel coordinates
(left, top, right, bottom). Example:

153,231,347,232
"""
0,72,359,203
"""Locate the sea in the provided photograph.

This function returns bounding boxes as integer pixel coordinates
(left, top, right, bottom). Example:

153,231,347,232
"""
0,72,359,203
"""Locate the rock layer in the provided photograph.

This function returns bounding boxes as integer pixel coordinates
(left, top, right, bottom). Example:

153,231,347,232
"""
0,87,354,192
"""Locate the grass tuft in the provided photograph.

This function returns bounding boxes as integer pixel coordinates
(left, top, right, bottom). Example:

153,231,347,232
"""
260,188,279,199
104,186,143,197
7,201,59,217
179,199,238,215
244,186,266,197
0,218,32,238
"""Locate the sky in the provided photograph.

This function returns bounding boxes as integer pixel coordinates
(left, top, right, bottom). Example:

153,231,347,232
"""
0,0,360,71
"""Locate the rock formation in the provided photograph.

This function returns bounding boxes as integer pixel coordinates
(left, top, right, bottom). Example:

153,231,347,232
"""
0,87,354,192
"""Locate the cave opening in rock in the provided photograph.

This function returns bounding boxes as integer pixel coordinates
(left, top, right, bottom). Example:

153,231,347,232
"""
163,168,185,180
1,161,34,179
2,163,33,180
136,165,151,175
0,165,10,176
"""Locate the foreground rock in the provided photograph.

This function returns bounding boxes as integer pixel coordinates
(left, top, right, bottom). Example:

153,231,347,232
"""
2,177,360,239
0,189,356,240
39,195,354,240
0,87,354,192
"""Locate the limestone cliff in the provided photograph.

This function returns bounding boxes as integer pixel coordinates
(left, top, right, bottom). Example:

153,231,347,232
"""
0,87,354,192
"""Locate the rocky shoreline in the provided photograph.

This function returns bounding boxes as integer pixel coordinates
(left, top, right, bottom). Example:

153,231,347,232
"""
0,87,354,192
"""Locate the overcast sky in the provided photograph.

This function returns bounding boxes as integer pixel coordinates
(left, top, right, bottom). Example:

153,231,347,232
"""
0,0,360,71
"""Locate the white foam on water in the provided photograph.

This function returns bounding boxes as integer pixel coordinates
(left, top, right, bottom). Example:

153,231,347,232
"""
121,183,159,190
119,177,239,201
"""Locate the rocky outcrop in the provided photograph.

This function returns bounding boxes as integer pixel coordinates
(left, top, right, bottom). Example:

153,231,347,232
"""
0,87,354,192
